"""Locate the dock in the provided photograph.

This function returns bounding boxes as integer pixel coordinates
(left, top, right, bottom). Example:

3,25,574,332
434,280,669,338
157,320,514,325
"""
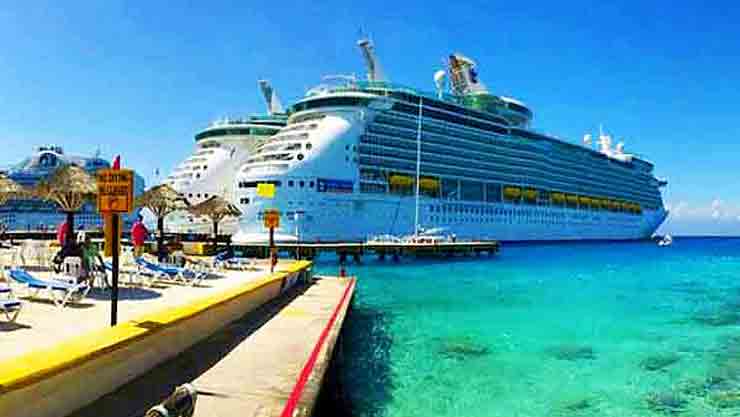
190,276,354,417
234,241,501,262
0,260,323,417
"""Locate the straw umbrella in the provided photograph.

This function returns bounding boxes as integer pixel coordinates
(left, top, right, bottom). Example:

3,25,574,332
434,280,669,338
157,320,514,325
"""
135,184,189,261
188,196,242,246
0,174,26,206
34,165,97,248
0,174,26,237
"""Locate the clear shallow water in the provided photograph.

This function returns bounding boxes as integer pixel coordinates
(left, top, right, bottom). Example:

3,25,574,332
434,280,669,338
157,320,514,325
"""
316,238,740,417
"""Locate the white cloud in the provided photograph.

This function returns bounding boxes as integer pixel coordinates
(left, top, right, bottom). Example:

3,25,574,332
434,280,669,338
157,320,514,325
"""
666,199,740,222
711,198,723,219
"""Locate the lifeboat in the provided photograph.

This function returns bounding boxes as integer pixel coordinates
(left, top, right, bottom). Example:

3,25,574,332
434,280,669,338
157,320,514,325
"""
551,192,565,204
578,196,591,207
523,188,538,202
419,177,440,191
504,186,522,200
621,201,631,211
566,194,579,205
389,175,414,187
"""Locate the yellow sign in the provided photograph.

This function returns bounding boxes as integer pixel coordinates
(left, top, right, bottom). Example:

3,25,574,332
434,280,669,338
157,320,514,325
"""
257,183,276,198
263,209,280,229
103,213,123,257
97,169,134,213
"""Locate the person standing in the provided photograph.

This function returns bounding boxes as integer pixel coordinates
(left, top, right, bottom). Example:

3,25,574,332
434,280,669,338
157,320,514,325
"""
56,219,70,246
131,215,149,258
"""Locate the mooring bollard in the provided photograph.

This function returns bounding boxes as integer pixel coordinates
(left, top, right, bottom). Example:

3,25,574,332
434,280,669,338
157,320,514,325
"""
145,384,197,417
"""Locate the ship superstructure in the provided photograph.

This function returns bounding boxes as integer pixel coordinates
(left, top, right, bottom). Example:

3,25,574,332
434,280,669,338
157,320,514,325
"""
232,40,668,242
164,81,287,233
0,146,145,231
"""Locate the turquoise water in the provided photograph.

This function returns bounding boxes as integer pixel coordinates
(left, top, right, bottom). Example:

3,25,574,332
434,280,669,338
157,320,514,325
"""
317,238,740,416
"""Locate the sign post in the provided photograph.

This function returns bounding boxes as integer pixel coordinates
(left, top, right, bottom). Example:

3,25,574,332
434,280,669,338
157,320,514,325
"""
263,209,280,272
97,168,134,326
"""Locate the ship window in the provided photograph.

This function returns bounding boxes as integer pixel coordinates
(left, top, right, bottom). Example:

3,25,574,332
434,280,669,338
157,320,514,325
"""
306,143,312,150
299,181,305,188
291,96,370,112
309,181,314,188
288,180,294,187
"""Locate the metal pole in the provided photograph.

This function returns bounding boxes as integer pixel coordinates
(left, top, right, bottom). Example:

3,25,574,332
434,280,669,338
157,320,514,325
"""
414,96,423,236
111,213,119,326
269,226,275,273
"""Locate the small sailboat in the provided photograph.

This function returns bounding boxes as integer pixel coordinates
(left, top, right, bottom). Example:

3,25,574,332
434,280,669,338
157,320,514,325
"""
658,234,673,247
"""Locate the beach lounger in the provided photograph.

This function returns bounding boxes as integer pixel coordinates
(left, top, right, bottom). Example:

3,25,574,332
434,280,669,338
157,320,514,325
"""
103,261,153,287
8,268,90,308
135,258,205,287
0,285,22,322
214,251,259,271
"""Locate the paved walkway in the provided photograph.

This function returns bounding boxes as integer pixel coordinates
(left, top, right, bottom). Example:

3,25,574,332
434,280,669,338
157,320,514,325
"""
191,276,354,417
0,260,279,361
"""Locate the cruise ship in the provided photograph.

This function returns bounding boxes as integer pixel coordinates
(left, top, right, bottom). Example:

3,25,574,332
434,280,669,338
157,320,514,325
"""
232,40,668,242
0,146,145,231
165,81,287,233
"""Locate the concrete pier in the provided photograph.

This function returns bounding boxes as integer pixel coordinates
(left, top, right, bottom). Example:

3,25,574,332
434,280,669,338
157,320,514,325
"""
191,275,355,417
0,261,313,417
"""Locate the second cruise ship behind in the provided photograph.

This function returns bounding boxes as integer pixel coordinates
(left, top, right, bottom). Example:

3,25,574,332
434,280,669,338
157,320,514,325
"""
165,81,287,233
232,39,668,242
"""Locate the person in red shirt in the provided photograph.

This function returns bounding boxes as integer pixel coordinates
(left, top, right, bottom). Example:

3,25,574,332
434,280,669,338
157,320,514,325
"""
56,220,70,246
130,215,149,258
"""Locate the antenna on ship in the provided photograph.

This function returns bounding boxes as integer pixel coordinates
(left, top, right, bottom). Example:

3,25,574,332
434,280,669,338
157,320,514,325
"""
434,70,447,99
598,125,612,155
357,35,386,82
414,95,423,237
258,80,284,115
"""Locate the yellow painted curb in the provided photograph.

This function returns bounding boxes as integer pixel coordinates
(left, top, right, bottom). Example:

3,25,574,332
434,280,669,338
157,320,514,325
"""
0,260,312,395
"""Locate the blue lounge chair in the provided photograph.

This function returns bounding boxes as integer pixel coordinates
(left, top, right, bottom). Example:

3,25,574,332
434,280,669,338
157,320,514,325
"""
103,261,153,287
0,285,22,322
135,258,205,286
8,268,90,308
213,251,258,271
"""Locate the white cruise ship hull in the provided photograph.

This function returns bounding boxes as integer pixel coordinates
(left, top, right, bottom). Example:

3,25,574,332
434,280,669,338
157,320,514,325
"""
233,194,667,243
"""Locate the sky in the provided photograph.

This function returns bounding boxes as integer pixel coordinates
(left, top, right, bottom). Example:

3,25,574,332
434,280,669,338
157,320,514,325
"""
1,1,739,235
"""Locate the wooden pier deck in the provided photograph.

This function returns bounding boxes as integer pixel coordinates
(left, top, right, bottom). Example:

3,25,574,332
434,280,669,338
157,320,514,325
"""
234,241,501,261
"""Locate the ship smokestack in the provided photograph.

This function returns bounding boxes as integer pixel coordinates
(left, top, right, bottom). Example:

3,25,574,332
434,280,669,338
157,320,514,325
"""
258,80,284,115
357,37,386,82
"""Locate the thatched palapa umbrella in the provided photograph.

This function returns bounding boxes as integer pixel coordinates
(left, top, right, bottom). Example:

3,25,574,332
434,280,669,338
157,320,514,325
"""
188,196,242,246
0,174,26,206
34,165,97,248
0,174,27,237
135,184,189,260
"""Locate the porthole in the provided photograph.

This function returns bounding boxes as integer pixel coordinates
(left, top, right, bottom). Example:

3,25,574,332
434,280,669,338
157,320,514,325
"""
297,154,304,161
